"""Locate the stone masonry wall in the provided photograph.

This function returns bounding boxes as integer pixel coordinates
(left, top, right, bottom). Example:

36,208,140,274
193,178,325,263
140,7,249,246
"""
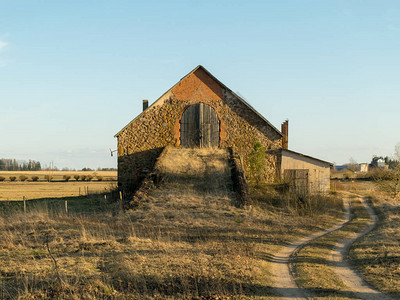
117,68,283,191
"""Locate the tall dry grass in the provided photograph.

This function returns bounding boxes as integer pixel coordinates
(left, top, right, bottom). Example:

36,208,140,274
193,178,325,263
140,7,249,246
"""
349,182,400,297
0,148,343,299
250,182,343,217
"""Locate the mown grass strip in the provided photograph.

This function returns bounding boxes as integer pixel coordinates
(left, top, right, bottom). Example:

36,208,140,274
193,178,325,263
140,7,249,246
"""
293,196,371,299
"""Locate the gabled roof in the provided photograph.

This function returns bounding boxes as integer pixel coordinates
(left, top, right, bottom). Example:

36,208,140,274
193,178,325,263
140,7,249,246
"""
115,65,283,138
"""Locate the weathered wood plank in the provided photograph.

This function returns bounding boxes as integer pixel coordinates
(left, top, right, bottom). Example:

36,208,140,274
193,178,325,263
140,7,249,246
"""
181,103,219,148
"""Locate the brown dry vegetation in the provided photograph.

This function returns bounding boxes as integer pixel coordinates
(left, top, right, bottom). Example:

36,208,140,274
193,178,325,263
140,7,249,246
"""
0,181,117,201
294,195,371,299
346,181,400,298
0,148,343,299
0,171,117,182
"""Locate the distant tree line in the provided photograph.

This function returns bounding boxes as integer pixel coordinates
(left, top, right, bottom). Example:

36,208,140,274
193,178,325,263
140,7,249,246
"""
0,159,42,171
63,167,117,171
0,158,116,172
97,167,117,171
81,167,117,171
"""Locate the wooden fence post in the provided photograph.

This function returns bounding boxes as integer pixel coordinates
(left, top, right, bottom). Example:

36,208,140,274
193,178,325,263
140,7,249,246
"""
23,196,26,214
119,191,123,211
65,200,68,214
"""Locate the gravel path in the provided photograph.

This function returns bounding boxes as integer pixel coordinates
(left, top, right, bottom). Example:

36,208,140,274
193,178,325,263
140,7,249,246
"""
269,200,350,299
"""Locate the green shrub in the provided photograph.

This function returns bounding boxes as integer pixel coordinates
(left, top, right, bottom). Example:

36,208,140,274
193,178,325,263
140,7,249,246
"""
31,176,39,182
0,176,5,182
44,175,53,182
96,175,103,181
63,175,71,182
249,139,267,186
9,176,16,182
80,175,87,181
74,175,80,181
19,175,28,182
86,174,93,181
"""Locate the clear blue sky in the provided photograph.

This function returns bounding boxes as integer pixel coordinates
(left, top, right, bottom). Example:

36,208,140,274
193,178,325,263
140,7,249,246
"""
1,1,399,169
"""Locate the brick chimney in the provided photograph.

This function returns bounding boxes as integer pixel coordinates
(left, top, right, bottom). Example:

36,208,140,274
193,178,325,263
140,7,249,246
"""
281,120,288,149
142,99,149,111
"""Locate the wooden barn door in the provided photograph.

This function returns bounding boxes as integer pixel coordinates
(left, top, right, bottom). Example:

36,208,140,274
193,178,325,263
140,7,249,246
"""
283,169,309,196
180,103,219,148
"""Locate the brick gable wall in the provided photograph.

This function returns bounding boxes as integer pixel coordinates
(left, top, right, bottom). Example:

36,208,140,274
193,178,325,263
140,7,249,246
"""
117,68,282,191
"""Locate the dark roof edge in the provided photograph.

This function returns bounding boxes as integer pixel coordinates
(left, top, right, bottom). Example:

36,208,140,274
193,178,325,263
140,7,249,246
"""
196,65,283,137
114,65,203,137
280,148,333,166
115,65,283,138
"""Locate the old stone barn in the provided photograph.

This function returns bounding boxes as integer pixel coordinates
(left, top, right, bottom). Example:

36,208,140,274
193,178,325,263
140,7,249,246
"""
115,65,331,193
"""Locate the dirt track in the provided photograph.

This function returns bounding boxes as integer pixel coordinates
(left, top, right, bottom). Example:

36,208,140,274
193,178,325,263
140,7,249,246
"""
329,193,394,300
269,200,350,299
269,193,394,299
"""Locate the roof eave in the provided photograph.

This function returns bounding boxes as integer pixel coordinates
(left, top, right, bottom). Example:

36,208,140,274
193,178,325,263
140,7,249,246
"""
115,65,284,138
114,65,205,138
196,66,283,138
280,148,333,166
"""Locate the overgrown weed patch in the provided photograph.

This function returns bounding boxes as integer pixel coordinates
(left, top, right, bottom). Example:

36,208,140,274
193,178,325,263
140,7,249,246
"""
0,148,344,299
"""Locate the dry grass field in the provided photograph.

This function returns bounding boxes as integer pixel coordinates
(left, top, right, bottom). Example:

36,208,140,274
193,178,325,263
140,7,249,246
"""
0,171,117,201
294,195,372,299
327,179,400,297
0,148,344,299
0,181,118,201
0,170,117,182
345,181,400,297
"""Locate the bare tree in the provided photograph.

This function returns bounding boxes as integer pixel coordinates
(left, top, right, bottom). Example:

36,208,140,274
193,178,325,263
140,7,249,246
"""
374,143,400,199
348,157,359,173
395,143,400,162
